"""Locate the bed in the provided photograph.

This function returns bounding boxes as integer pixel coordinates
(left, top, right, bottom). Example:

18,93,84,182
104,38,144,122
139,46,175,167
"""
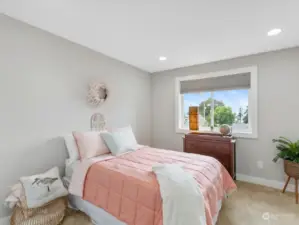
65,146,236,225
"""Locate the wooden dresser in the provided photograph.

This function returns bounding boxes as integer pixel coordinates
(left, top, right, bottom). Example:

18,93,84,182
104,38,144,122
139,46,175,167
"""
183,133,236,179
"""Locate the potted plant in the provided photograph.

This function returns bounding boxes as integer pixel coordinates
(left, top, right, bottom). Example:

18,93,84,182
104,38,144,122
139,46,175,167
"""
273,137,299,177
273,136,299,203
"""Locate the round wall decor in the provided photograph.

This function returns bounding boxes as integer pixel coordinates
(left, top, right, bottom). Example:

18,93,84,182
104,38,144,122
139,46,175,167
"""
87,82,108,106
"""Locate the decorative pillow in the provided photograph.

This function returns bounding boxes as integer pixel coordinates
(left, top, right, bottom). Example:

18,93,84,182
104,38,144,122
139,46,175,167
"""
101,126,138,156
20,167,68,208
64,134,80,162
73,131,110,160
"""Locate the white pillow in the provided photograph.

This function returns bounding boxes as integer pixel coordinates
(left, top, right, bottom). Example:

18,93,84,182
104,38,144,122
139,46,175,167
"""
64,134,80,162
116,126,138,147
101,126,138,156
20,167,68,208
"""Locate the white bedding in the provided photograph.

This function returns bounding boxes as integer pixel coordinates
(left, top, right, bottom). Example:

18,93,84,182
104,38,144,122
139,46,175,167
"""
153,164,206,225
65,159,80,179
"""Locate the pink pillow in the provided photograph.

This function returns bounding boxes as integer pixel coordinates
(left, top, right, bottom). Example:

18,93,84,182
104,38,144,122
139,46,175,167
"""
73,131,110,160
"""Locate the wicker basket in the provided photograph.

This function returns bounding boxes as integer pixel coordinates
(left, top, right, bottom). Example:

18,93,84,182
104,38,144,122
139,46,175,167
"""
284,160,299,179
11,197,67,225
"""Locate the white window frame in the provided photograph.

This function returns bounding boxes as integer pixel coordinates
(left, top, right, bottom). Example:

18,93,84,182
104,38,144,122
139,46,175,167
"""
175,66,258,139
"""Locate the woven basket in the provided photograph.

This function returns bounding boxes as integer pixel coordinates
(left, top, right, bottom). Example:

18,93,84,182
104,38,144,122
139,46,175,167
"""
11,197,67,225
284,160,299,179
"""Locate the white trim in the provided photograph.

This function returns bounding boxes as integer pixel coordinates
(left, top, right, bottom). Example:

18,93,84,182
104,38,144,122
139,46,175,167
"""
237,173,295,193
247,66,258,138
176,128,257,139
0,216,10,225
176,66,257,82
175,66,258,139
210,92,215,128
175,78,181,133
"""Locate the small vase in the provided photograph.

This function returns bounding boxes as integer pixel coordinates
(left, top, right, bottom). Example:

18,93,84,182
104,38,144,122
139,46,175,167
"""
189,106,199,131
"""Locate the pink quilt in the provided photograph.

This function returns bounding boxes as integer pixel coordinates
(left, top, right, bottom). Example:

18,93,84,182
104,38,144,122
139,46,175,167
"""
83,147,236,225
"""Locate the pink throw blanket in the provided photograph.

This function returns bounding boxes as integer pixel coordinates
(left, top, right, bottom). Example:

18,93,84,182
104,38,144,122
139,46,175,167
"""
82,147,236,225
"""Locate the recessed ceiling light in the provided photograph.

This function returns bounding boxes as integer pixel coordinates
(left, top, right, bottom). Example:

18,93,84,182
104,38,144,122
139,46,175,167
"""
159,56,167,61
267,28,282,36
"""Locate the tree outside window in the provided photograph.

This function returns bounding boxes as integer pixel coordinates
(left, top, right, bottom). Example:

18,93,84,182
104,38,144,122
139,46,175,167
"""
183,89,248,130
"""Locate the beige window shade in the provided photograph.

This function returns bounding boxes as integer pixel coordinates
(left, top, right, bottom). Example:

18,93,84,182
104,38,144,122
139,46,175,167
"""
180,72,251,94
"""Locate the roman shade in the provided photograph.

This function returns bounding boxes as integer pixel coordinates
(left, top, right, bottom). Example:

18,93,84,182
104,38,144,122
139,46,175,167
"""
180,72,250,94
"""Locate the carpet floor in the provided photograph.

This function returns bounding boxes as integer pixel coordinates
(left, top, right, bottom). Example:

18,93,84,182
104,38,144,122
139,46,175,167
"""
61,181,299,225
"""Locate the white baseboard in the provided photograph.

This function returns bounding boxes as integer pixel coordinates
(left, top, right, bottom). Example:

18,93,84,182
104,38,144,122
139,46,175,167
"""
0,216,10,225
237,173,295,193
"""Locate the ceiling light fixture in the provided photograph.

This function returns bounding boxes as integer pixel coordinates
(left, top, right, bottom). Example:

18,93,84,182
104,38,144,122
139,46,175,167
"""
159,56,167,61
267,28,282,36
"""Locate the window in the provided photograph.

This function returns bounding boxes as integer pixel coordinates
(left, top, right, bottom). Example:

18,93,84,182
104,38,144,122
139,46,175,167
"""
175,67,257,138
183,90,249,131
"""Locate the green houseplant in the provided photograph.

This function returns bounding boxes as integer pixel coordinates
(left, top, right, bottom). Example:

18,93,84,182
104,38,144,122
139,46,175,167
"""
272,137,299,163
273,137,299,204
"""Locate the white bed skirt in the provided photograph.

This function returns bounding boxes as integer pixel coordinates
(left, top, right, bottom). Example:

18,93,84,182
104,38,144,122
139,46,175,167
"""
68,194,126,225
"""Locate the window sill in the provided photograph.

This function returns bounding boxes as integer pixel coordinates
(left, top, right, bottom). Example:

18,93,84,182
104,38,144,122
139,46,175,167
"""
176,128,257,139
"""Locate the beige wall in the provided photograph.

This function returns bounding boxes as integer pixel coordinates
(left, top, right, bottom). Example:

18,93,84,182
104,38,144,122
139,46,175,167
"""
0,15,151,217
151,47,299,183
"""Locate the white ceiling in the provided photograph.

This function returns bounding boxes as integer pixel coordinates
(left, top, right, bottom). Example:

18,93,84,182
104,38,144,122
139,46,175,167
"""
1,0,299,73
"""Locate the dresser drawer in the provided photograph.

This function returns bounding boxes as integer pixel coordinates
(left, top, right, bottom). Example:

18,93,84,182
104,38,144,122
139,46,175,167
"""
185,139,230,154
184,133,236,179
185,140,201,153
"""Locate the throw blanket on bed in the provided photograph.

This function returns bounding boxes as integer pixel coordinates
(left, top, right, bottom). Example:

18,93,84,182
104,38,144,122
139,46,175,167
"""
152,164,206,225
69,147,236,225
